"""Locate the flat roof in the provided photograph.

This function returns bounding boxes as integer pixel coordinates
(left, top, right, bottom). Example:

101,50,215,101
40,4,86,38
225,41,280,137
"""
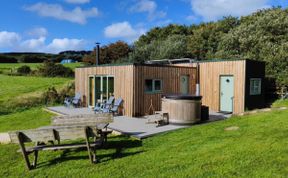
76,59,263,69
76,62,196,69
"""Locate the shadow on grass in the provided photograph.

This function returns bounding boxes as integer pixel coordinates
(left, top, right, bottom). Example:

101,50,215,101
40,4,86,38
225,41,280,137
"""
36,136,143,168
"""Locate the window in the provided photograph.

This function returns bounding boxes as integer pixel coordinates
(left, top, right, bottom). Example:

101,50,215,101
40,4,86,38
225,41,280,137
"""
250,78,261,95
154,80,162,91
145,79,162,93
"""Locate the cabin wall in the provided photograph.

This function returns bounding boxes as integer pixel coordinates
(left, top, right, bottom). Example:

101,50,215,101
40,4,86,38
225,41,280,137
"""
133,66,197,116
245,60,266,110
75,65,135,116
199,60,246,114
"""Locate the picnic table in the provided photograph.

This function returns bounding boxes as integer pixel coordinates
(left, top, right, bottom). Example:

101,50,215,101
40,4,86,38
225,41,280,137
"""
9,113,113,170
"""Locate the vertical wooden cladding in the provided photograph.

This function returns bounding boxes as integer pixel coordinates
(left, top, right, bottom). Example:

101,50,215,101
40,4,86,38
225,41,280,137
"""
199,60,246,114
76,65,196,117
75,65,134,116
133,65,196,116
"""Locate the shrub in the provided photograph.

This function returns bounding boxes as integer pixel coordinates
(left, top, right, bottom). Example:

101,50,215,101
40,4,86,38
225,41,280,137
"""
37,61,74,77
58,82,75,102
42,83,75,105
42,87,60,105
17,65,31,75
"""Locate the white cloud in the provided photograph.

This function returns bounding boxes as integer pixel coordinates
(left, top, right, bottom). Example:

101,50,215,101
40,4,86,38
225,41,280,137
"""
0,30,86,53
65,0,90,4
190,0,270,21
0,31,21,48
104,21,146,42
129,0,166,21
24,3,100,24
18,37,46,52
46,38,86,53
130,0,157,13
27,27,48,38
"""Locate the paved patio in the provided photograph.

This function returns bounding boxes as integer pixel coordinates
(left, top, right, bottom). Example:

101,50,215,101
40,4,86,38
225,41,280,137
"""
46,106,231,139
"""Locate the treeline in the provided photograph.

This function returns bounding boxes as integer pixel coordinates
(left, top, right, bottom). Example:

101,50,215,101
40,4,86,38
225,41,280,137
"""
85,7,288,87
0,51,91,63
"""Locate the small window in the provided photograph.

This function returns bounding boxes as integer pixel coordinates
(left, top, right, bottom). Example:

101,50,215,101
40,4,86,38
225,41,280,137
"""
154,80,162,91
145,80,153,92
145,79,162,93
250,78,261,95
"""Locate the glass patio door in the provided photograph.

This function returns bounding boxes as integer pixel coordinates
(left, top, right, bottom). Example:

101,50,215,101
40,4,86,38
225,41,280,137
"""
88,75,114,107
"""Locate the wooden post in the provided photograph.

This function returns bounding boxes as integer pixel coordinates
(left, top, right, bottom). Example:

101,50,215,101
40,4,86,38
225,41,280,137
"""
17,132,32,170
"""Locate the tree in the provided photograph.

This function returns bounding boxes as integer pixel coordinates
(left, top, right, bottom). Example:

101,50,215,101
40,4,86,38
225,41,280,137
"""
37,61,74,77
0,55,18,63
129,35,190,62
135,24,191,47
82,41,131,64
216,7,288,87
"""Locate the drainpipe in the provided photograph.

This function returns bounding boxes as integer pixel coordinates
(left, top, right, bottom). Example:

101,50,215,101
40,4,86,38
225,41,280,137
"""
196,62,200,96
95,42,100,65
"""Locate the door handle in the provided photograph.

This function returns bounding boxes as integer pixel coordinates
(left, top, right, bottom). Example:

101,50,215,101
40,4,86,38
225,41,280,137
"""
221,92,224,96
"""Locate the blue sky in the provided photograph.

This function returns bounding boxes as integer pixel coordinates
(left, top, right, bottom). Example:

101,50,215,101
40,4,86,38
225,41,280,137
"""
0,0,287,53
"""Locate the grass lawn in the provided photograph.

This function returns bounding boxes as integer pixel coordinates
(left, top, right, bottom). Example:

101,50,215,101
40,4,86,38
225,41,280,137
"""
0,105,288,177
0,74,72,104
0,107,53,132
272,99,288,107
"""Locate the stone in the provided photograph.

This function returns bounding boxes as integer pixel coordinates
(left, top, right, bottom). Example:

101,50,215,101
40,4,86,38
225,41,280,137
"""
224,126,239,131
0,133,11,144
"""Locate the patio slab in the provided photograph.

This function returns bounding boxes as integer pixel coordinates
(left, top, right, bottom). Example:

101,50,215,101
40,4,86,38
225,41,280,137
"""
45,106,94,116
108,116,188,139
46,106,231,139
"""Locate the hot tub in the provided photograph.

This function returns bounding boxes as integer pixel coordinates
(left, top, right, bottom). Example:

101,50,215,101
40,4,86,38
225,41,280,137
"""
161,94,202,125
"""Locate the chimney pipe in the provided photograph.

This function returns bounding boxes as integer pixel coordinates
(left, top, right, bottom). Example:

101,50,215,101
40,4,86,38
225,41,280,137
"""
95,42,100,65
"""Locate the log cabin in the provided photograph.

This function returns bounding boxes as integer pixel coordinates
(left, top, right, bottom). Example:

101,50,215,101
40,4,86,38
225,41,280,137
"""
75,59,265,117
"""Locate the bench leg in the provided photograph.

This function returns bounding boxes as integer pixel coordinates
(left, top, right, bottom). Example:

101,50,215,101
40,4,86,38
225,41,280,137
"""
92,147,97,163
17,132,33,170
33,151,38,168
85,127,98,164
86,141,97,163
22,149,32,170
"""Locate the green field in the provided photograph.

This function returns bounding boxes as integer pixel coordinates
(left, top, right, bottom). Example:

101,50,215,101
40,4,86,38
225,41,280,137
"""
0,74,72,132
0,106,288,177
0,75,71,104
0,107,52,132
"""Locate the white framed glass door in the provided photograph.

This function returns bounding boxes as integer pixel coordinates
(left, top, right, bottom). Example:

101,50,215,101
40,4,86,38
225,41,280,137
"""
88,75,114,107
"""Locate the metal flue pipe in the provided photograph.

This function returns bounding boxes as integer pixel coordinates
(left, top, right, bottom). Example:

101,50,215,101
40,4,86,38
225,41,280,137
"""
95,42,100,65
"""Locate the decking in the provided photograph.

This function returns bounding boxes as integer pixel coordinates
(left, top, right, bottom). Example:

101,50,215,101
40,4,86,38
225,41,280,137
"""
46,106,231,139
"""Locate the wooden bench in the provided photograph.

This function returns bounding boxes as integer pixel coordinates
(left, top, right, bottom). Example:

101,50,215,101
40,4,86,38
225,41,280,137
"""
51,113,114,143
9,113,114,170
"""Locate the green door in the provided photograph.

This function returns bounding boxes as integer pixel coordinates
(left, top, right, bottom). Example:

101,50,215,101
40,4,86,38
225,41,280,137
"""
220,75,234,113
180,75,189,94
